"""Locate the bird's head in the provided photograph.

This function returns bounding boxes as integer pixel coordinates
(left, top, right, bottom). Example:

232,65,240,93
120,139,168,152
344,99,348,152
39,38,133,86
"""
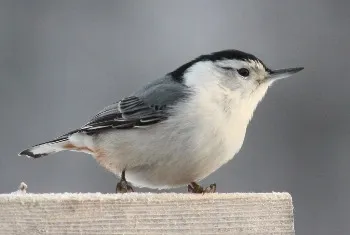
169,50,303,100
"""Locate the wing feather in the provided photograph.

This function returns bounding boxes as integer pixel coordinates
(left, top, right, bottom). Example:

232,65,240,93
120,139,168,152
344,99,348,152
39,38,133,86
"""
76,76,189,135
80,96,168,134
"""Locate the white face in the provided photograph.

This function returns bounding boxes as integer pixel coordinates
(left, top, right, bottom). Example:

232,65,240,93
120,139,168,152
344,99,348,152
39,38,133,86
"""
183,59,272,96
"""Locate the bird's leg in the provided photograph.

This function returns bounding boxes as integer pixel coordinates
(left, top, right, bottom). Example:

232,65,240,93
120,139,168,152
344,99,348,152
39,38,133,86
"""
187,182,216,194
116,170,134,193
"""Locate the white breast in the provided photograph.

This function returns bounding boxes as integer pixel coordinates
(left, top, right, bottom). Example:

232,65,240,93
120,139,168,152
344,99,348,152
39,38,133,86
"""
170,85,255,178
95,83,268,189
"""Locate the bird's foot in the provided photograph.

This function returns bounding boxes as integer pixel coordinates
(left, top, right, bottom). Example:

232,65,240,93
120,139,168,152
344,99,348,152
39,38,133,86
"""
188,182,216,194
116,179,134,193
116,170,134,193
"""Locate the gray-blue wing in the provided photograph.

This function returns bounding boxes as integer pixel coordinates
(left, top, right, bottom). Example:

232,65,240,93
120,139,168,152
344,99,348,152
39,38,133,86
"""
80,96,168,133
80,76,189,134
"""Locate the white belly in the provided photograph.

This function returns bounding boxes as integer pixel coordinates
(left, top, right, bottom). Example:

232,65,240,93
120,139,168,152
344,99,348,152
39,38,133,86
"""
95,122,246,189
94,90,253,189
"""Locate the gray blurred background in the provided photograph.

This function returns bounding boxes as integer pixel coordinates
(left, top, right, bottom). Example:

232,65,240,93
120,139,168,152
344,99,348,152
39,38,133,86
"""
1,0,349,234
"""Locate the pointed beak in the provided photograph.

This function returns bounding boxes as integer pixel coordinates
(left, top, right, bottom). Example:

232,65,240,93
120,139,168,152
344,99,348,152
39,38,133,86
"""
267,67,304,81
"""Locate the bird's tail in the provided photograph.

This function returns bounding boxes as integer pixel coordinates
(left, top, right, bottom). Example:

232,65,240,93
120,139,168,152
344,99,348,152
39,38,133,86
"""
18,137,71,158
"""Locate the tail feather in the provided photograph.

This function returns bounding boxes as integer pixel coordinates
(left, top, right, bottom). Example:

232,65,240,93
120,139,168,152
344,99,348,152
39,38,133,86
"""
19,137,70,158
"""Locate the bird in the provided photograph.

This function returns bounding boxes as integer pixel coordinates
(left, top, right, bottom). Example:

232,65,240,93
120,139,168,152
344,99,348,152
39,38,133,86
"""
19,49,304,193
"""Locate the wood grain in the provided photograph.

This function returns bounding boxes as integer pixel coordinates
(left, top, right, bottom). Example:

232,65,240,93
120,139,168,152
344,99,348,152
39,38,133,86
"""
0,193,294,235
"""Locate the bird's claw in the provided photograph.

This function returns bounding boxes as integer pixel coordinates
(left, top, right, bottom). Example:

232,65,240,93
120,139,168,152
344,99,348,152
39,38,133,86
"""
116,179,134,193
116,169,134,193
188,182,216,194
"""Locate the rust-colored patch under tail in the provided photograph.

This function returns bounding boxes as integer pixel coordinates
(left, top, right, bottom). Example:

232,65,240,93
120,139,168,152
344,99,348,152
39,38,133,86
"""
63,142,94,154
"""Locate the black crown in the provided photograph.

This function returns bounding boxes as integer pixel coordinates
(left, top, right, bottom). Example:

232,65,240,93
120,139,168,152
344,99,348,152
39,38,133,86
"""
169,49,267,82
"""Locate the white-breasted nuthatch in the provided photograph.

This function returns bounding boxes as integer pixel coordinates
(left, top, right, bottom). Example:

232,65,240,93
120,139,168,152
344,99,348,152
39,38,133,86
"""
19,49,303,193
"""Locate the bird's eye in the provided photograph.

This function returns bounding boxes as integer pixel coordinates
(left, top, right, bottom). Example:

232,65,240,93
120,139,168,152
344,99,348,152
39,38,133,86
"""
237,68,250,77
